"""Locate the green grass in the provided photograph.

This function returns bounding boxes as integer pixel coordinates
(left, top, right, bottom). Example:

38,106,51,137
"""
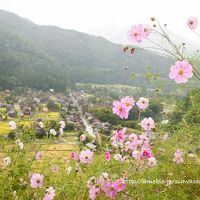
0,127,200,199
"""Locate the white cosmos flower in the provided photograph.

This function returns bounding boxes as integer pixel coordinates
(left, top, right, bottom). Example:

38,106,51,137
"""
80,134,86,141
9,121,17,130
38,121,44,128
4,156,11,166
148,157,157,167
50,129,57,136
161,120,169,124
18,142,24,150
66,166,72,174
15,139,21,145
114,154,122,161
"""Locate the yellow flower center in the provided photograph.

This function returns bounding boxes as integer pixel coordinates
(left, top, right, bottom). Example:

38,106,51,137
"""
118,183,122,187
179,70,184,75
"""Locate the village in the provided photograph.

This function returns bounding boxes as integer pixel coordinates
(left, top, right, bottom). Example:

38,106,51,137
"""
0,88,113,138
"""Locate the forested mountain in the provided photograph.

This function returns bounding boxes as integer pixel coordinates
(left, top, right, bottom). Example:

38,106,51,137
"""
0,10,173,91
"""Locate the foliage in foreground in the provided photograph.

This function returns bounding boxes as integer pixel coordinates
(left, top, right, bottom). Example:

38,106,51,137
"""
0,127,200,199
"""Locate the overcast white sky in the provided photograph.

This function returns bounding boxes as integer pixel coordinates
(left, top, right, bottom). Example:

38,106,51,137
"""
1,0,200,43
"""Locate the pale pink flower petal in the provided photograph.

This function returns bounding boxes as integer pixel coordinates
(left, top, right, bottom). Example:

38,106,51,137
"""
169,60,193,84
79,149,93,164
136,97,149,110
187,17,198,29
30,173,44,188
141,117,155,131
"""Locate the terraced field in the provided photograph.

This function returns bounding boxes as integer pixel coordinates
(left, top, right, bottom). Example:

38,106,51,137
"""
0,132,79,169
0,121,10,135
0,111,60,135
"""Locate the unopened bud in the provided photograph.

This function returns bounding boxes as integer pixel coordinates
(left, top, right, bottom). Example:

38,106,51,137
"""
123,46,129,52
131,48,135,54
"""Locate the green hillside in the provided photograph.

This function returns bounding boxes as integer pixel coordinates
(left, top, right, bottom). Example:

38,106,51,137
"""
0,10,173,91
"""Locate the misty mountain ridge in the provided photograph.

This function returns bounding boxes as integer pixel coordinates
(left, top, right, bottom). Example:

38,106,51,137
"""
0,10,173,91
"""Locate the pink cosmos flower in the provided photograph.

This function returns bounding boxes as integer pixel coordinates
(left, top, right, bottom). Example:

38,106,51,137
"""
136,97,149,110
113,179,126,192
187,17,198,29
98,173,110,188
79,149,93,164
132,150,140,159
112,101,129,119
51,165,59,173
143,140,150,149
111,137,118,148
128,24,144,43
43,187,56,200
169,60,193,84
114,128,126,142
59,121,66,129
105,151,111,161
43,196,51,200
30,173,44,188
124,141,131,151
71,152,79,161
173,149,184,164
128,141,138,150
35,151,43,160
121,96,134,111
80,134,86,141
89,187,100,200
103,181,117,199
140,148,153,159
141,117,155,131
128,133,138,141
114,154,123,161
87,177,97,189
139,134,149,141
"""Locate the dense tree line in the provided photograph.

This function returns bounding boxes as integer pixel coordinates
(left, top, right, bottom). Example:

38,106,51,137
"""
0,10,173,91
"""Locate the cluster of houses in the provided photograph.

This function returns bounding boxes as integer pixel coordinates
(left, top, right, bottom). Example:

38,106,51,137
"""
70,91,113,135
0,89,113,136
